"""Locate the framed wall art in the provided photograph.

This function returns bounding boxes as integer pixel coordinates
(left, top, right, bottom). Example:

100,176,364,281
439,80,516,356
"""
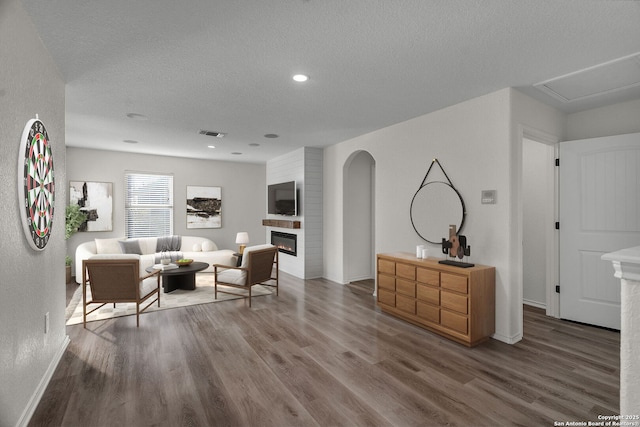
69,181,113,232
187,186,221,229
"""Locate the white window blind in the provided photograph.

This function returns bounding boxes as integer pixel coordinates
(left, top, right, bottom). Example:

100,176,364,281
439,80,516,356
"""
125,172,174,238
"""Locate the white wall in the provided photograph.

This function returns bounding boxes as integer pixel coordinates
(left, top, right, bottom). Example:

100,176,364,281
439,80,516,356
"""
566,98,640,141
66,147,266,275
0,1,68,425
325,89,517,341
345,151,374,281
324,88,567,344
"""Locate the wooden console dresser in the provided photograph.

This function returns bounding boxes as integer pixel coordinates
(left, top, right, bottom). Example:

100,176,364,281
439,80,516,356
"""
377,252,495,347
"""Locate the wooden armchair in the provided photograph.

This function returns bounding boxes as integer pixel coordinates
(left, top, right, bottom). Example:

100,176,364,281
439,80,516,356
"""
213,244,279,307
82,255,160,327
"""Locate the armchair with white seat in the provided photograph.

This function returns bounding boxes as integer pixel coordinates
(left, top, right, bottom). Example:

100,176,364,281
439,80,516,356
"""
213,244,279,307
82,254,161,327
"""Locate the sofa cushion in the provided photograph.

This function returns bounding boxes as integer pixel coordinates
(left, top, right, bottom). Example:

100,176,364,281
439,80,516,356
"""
119,239,142,255
192,243,202,252
202,240,215,252
95,238,123,254
140,276,159,297
136,237,158,255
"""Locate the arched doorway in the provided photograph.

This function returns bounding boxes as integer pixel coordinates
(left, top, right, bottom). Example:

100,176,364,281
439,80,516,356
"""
343,151,376,286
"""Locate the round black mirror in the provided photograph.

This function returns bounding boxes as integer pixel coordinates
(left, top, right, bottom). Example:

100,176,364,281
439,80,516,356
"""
410,181,466,244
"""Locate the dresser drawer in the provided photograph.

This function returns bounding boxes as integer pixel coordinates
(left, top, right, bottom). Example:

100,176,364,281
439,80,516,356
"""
417,268,440,286
396,294,416,314
378,259,396,275
378,274,395,291
396,263,416,280
378,289,395,307
416,284,439,305
441,291,468,314
441,273,468,294
417,302,440,324
396,279,416,297
441,310,468,335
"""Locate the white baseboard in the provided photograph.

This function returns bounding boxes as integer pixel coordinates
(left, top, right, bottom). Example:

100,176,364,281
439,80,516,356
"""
523,299,546,310
348,274,374,283
492,331,523,345
17,335,70,427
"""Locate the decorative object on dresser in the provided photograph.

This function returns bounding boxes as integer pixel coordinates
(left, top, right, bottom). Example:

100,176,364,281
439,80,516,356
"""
377,252,495,347
410,158,466,244
439,224,474,268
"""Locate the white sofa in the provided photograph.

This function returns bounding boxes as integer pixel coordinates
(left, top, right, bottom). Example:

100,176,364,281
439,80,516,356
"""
75,236,236,283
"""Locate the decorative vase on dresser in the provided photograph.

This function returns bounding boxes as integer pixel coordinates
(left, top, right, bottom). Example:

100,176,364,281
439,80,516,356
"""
377,252,495,347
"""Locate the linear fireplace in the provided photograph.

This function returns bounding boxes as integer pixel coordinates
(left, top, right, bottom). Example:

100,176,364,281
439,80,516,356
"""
271,231,297,256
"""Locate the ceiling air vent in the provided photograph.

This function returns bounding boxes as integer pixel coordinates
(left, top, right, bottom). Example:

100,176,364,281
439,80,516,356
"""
534,53,640,103
199,130,225,138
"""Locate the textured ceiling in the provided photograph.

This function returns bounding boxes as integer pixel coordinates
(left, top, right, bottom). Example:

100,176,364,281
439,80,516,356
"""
21,0,640,163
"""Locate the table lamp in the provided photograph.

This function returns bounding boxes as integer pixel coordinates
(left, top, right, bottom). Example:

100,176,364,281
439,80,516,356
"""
235,232,249,254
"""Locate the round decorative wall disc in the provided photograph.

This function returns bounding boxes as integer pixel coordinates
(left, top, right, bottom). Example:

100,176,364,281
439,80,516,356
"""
18,116,55,251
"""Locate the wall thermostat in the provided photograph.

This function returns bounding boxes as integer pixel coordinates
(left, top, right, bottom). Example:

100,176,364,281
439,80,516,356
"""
481,190,497,204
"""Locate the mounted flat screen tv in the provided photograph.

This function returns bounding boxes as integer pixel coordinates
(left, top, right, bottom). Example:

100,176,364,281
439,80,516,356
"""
268,181,297,216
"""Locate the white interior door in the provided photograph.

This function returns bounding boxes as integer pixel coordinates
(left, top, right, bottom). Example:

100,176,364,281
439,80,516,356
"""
559,132,640,330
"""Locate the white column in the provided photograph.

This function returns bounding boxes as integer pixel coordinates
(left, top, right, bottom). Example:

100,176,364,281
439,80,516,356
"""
602,246,640,417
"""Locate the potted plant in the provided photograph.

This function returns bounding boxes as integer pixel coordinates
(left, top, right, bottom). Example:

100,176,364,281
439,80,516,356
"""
65,204,87,240
65,204,87,283
65,255,73,283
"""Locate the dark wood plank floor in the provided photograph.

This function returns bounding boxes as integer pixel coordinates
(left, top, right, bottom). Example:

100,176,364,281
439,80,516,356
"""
32,273,619,427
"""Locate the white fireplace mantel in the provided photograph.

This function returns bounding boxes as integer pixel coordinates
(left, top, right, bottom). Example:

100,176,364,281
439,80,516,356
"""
602,246,640,417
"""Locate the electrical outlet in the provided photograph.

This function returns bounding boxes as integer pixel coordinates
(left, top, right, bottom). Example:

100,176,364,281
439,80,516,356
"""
44,312,50,334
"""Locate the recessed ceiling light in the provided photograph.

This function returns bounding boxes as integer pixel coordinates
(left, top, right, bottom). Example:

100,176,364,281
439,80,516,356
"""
126,113,148,120
123,139,139,144
207,145,216,149
231,152,242,155
293,74,309,82
264,134,279,138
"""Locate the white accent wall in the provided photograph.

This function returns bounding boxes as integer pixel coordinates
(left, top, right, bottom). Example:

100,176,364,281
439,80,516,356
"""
266,147,323,279
0,1,68,425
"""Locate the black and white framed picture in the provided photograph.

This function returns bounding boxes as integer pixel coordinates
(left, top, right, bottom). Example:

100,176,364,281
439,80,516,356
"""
187,185,221,229
69,181,113,232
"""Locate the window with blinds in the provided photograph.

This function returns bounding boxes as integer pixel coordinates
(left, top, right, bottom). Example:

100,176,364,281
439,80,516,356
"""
125,172,174,238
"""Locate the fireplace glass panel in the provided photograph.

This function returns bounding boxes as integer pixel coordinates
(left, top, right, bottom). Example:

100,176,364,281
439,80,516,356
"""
271,231,297,256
